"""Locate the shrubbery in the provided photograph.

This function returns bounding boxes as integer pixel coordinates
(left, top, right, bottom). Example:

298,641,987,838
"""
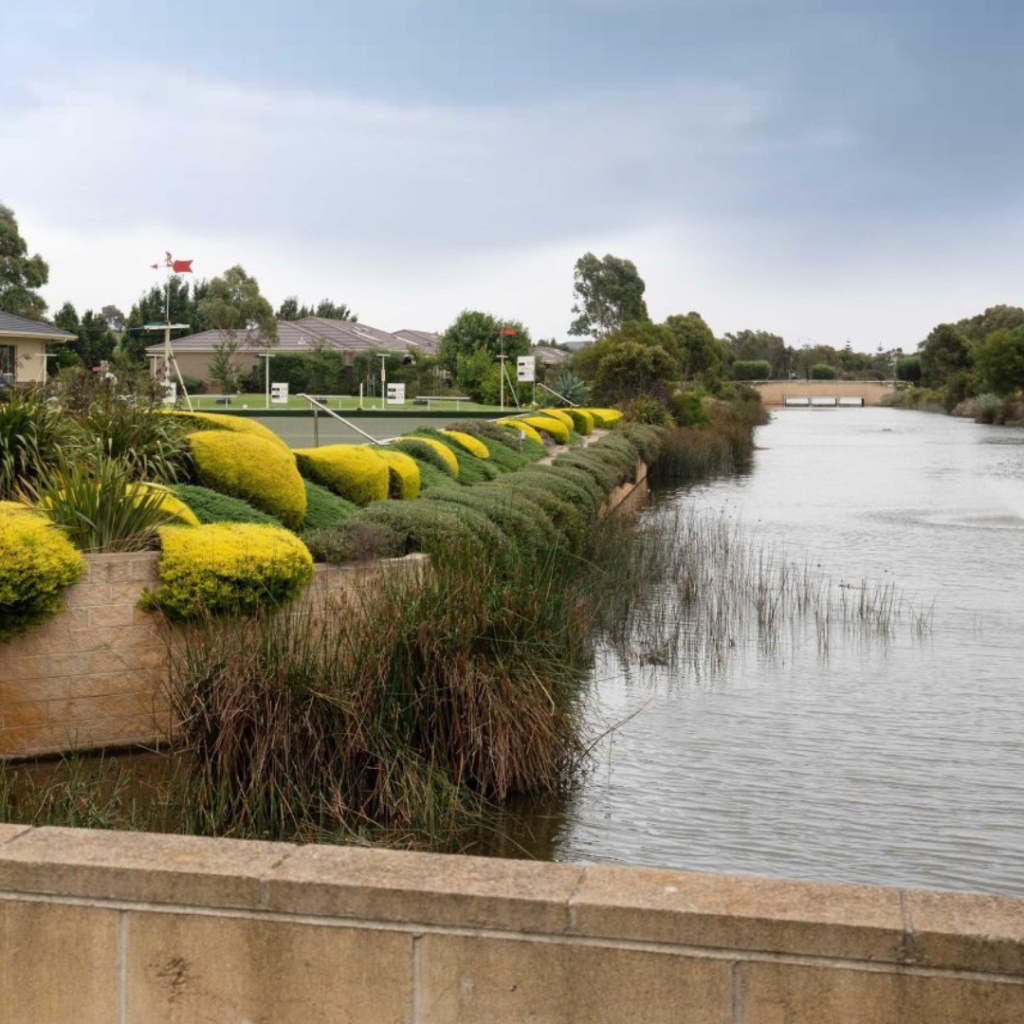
171,411,291,451
374,449,422,500
148,523,314,618
294,445,390,507
438,429,490,460
390,437,459,478
519,415,571,445
301,479,360,531
170,484,283,527
0,502,86,640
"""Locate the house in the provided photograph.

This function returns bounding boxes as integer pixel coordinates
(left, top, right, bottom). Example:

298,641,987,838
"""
0,311,76,385
145,317,439,385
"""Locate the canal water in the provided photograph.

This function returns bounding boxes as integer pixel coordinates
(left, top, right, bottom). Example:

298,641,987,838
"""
510,407,1024,896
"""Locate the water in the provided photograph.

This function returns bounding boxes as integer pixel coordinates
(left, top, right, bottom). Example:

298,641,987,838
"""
512,408,1024,896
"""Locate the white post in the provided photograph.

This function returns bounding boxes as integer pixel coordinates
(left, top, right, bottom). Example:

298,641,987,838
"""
379,354,387,410
263,352,272,409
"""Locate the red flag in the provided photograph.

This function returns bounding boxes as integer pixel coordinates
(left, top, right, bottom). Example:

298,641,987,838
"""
171,259,193,273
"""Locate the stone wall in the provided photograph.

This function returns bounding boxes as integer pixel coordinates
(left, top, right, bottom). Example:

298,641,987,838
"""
752,380,896,407
0,825,1021,1023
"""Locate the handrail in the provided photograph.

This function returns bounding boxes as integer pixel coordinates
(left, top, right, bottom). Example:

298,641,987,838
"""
535,381,578,407
297,393,383,446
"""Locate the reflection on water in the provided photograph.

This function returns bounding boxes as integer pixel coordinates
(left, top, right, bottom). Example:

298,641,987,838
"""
502,409,1024,896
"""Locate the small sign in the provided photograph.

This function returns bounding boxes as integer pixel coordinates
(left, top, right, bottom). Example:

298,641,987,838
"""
162,381,177,405
271,382,289,404
517,356,535,382
386,383,406,405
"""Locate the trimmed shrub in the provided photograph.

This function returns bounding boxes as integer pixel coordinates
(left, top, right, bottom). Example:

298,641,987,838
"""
0,502,86,640
730,360,771,381
170,411,291,452
293,445,389,507
520,415,570,445
412,429,499,487
490,481,588,553
552,450,627,493
423,488,563,560
304,520,406,564
136,484,200,527
439,429,490,460
444,419,526,452
584,407,624,428
148,523,314,618
188,430,307,530
301,479,360,531
406,455,459,493
495,418,544,445
537,408,574,429
374,449,421,500
494,465,601,521
350,500,515,565
619,423,665,464
390,437,459,478
170,484,282,527
561,408,595,435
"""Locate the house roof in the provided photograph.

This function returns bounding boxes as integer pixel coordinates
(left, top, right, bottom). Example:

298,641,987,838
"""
393,329,441,355
0,311,76,341
145,318,430,357
533,345,570,365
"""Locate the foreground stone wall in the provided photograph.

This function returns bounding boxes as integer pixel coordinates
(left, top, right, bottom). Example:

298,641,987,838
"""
0,825,1020,1023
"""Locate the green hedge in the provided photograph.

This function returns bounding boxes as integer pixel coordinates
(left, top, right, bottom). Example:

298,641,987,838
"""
374,448,422,500
520,415,571,445
187,430,307,530
302,479,360,531
390,437,459,479
148,523,314,618
0,502,87,640
170,484,282,526
294,445,390,506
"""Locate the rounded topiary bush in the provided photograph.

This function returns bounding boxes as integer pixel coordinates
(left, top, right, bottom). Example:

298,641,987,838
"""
374,448,422,500
538,408,574,430
584,407,623,428
136,484,200,527
187,430,307,530
294,445,390,507
520,415,571,445
439,429,490,460
0,502,86,640
149,523,314,618
495,418,544,445
561,408,595,435
170,411,291,451
390,437,459,479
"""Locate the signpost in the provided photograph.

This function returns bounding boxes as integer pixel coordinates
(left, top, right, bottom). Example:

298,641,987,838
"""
271,382,289,405
386,383,406,405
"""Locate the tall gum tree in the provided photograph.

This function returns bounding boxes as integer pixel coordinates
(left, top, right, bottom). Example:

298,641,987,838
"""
0,204,49,320
568,253,649,339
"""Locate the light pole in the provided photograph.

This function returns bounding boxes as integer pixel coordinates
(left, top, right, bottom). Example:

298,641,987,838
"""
263,352,273,409
379,354,388,409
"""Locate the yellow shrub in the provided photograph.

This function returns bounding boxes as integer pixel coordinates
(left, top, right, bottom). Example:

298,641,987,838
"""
375,448,421,500
294,445,390,506
169,411,291,451
440,429,490,460
538,408,574,429
1,503,86,639
522,415,571,445
187,430,307,529
585,407,623,428
562,408,595,435
134,484,200,526
495,418,544,444
150,523,313,619
394,436,459,478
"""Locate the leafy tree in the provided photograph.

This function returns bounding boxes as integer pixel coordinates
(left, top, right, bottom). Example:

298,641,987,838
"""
896,356,922,384
955,305,1024,343
277,296,303,320
0,203,49,319
918,323,971,389
438,310,531,376
723,329,789,378
277,296,357,321
665,312,724,381
591,341,678,404
123,277,204,365
569,252,649,338
973,326,1024,397
314,299,356,321
197,265,278,347
100,305,126,332
572,320,679,382
809,363,837,380
731,359,772,381
207,338,246,394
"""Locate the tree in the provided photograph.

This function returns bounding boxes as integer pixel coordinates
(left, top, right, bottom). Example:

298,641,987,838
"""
973,326,1024,397
207,338,246,394
722,329,789,378
196,265,277,347
591,341,678,404
123,277,203,365
918,323,971,389
277,296,357,322
955,305,1024,343
572,319,679,382
569,253,648,338
665,312,724,381
100,305,126,332
438,310,531,376
0,203,49,319
314,299,356,321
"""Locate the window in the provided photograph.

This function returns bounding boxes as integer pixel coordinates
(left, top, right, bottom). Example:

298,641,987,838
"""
0,345,15,375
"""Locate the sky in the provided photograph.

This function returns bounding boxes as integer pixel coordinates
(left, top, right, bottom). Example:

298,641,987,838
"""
3,0,1024,351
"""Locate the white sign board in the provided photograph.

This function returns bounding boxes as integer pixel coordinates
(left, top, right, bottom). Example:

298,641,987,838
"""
386,383,406,405
271,382,289,404
516,356,536,382
162,381,177,405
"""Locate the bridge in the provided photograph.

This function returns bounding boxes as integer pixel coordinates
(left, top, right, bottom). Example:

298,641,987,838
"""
751,379,898,408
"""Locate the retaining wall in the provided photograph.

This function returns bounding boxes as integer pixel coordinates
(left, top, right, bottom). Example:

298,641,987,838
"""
0,825,1021,1023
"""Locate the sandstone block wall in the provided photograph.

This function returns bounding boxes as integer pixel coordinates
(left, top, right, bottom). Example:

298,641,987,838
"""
0,825,1021,1023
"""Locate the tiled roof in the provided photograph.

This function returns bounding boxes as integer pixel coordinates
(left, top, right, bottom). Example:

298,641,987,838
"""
0,311,76,340
393,329,441,354
533,345,570,364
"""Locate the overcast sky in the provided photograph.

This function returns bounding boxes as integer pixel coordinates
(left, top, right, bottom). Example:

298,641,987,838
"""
3,0,1023,351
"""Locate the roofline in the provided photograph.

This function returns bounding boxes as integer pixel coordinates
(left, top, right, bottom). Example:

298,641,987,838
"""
0,330,76,342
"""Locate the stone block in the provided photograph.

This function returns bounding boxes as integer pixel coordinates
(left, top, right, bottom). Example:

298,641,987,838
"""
0,899,120,1023
418,933,731,1024
0,676,69,703
89,601,138,628
267,845,582,934
126,910,412,1024
2,700,49,728
572,866,905,963
0,654,49,684
740,960,1024,1024
0,827,296,909
63,582,108,609
905,888,1024,975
